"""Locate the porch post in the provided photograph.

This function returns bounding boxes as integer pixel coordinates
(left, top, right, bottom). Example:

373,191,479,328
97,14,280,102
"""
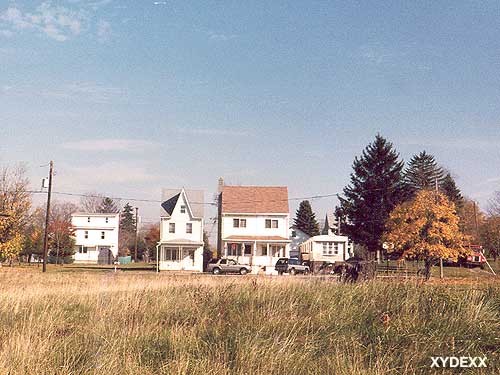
267,243,271,266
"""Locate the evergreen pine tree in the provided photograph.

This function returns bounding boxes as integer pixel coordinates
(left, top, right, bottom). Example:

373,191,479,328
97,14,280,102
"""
404,151,444,196
99,197,119,213
120,203,136,233
440,173,464,209
294,200,320,236
339,134,405,256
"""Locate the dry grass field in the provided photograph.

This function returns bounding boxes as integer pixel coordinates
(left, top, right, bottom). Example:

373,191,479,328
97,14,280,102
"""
0,268,498,375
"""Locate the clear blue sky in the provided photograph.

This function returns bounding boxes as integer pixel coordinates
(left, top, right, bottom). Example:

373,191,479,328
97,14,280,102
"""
1,1,500,227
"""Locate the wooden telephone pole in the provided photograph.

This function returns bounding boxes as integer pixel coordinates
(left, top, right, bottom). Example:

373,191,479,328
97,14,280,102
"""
134,207,139,262
42,161,54,273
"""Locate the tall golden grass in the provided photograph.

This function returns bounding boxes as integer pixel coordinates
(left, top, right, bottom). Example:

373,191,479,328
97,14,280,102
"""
0,269,498,374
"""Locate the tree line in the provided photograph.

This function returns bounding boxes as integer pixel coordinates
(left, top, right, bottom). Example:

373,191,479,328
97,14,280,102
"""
293,135,499,278
0,167,159,265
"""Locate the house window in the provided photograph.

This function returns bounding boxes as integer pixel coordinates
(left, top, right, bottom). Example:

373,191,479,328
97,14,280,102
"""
87,217,91,223
265,219,278,228
82,246,90,254
270,245,281,257
291,230,297,238
169,223,175,233
233,218,246,228
261,245,267,256
228,243,241,256
181,205,186,213
105,217,109,223
333,243,339,255
84,230,89,239
244,244,252,255
101,231,105,240
163,247,179,261
186,223,192,234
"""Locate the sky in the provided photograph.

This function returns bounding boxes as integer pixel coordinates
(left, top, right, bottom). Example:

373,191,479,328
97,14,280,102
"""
1,0,500,234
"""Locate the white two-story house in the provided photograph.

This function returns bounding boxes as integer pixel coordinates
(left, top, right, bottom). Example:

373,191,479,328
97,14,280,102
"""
217,183,291,274
159,188,204,272
71,213,120,264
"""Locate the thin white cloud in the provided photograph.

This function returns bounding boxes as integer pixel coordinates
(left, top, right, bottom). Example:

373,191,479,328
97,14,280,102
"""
62,139,155,152
97,19,111,42
1,82,125,103
0,29,13,38
174,127,249,137
0,2,115,42
208,31,238,41
0,3,86,42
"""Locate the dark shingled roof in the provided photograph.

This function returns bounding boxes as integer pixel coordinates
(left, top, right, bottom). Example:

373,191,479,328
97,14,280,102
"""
160,189,204,218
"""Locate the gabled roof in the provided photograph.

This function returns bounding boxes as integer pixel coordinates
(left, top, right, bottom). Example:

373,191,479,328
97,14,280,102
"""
160,189,204,218
221,186,289,214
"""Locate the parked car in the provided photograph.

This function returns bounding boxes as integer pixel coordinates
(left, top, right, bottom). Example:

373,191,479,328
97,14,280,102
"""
206,258,252,275
275,258,310,275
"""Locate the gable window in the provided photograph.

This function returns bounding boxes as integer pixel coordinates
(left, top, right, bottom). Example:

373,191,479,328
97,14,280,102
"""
84,231,89,239
169,223,175,233
87,217,91,223
180,205,186,213
186,223,192,234
101,231,105,240
291,230,297,238
233,218,247,228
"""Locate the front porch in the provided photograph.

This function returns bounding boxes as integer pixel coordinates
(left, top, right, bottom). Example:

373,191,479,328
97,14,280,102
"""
222,238,290,274
159,241,204,272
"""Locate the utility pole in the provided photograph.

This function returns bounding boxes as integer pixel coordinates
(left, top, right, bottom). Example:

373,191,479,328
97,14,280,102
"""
42,161,53,273
134,207,139,262
436,178,444,279
473,201,479,240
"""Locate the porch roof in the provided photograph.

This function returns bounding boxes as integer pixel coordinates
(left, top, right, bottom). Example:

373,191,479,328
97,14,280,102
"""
223,235,291,243
160,239,203,246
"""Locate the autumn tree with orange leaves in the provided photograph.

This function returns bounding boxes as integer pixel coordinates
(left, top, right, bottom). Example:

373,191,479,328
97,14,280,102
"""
383,190,469,280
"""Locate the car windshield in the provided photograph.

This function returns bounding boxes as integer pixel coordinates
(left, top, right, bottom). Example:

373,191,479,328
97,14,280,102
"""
208,259,219,264
276,259,287,265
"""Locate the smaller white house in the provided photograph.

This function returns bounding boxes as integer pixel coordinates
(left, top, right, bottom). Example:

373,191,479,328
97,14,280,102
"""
72,213,120,264
159,188,204,272
289,226,310,259
300,234,352,271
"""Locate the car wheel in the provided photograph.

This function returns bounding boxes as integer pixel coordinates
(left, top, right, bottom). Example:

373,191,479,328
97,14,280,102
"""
290,268,297,275
212,267,221,275
239,268,248,275
303,268,310,275
278,270,283,276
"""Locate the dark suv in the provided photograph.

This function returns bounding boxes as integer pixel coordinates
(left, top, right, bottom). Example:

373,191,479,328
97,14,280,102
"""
275,258,310,275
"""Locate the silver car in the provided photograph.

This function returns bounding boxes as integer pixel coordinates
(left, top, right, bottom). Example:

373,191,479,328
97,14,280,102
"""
206,258,252,275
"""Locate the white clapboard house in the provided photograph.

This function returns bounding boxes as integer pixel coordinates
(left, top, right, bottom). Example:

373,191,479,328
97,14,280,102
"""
217,181,291,274
72,213,120,264
158,188,204,272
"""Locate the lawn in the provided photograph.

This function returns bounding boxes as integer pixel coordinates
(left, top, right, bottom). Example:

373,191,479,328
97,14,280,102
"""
0,268,498,375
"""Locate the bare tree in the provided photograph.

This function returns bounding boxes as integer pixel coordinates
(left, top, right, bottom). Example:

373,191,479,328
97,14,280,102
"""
79,192,120,213
487,191,500,217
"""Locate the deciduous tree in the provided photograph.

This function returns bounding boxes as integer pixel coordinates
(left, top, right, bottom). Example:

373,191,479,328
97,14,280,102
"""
383,190,468,280
0,165,31,264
